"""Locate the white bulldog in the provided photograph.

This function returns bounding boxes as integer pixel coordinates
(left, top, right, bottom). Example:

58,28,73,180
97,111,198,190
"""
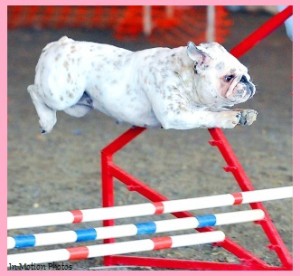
28,36,257,133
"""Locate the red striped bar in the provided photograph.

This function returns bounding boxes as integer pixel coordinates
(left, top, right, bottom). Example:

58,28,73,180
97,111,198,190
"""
70,210,83,223
8,232,225,266
7,187,292,230
231,192,243,205
151,236,172,250
153,202,164,215
67,246,89,260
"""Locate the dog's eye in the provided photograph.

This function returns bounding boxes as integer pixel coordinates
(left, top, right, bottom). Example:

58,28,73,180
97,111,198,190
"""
224,75,235,82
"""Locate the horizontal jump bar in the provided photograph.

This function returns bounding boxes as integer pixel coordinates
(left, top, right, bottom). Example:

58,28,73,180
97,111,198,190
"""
7,231,225,266
7,186,292,230
8,209,264,249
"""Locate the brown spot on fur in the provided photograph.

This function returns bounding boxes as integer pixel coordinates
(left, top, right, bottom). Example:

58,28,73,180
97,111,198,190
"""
230,68,236,74
55,54,61,61
64,61,69,69
215,62,224,70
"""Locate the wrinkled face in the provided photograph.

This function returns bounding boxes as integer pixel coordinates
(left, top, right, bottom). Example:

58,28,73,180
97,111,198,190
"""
187,42,256,107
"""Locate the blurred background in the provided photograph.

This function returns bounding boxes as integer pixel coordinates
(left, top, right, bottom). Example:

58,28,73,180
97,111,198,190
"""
7,6,292,270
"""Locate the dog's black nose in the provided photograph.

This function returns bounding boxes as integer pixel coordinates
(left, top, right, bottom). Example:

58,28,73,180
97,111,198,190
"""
240,75,248,83
249,85,255,98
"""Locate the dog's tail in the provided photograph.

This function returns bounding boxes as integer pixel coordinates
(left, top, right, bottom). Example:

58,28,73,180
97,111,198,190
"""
27,84,35,93
41,36,74,53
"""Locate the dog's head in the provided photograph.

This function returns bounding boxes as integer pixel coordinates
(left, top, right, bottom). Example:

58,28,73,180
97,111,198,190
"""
187,42,255,108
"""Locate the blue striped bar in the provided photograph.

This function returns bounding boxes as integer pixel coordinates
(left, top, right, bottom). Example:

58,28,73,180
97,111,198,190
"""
196,214,217,227
14,235,36,248
135,222,157,235
75,228,97,242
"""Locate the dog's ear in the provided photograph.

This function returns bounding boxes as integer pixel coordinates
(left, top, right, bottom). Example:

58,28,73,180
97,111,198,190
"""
187,42,211,66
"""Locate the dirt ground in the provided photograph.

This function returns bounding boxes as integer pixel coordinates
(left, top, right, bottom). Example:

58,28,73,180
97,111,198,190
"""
7,9,292,270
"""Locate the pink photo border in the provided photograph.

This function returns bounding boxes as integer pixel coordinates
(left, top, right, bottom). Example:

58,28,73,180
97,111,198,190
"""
1,0,298,275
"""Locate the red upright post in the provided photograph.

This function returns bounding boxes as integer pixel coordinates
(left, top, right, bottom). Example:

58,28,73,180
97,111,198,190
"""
101,127,146,266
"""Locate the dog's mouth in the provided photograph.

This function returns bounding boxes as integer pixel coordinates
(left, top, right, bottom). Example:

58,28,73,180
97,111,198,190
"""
240,75,256,98
226,75,256,103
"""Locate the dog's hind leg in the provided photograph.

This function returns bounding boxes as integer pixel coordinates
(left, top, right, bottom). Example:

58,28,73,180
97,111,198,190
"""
27,84,57,133
63,92,93,118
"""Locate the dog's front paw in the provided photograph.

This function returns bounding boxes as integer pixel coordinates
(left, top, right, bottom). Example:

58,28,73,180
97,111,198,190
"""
217,110,242,128
238,109,258,126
